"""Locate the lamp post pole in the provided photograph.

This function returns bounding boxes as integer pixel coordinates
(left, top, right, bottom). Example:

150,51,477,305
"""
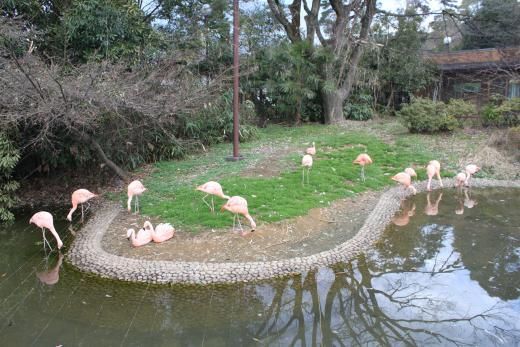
227,0,242,161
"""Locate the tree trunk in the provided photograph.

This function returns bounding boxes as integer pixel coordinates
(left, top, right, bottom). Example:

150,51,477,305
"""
322,89,346,124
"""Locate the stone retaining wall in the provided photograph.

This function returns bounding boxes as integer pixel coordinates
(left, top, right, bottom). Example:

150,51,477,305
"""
66,179,520,284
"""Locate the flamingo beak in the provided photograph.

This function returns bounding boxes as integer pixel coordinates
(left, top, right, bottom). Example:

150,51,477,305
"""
220,205,225,212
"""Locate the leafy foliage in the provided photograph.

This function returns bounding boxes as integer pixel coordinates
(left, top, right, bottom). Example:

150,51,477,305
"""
344,93,374,121
0,133,20,222
398,98,465,133
482,98,520,127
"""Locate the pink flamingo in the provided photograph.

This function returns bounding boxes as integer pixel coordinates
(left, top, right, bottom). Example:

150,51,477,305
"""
144,221,175,243
426,160,443,191
353,153,373,182
465,164,480,186
67,189,97,222
196,181,230,212
220,196,256,234
391,172,417,195
127,180,146,213
306,142,316,155
301,154,313,185
404,167,417,179
455,172,467,188
126,226,153,247
425,192,443,216
37,252,63,285
29,211,63,251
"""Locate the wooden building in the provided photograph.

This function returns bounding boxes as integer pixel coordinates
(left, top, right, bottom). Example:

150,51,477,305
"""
425,47,520,109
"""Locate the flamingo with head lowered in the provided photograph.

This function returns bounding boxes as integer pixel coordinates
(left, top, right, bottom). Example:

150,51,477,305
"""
196,181,230,212
67,189,97,222
220,196,256,235
29,211,63,251
465,164,480,186
144,221,175,243
426,160,443,191
391,172,417,195
306,142,316,155
127,180,146,213
353,153,372,182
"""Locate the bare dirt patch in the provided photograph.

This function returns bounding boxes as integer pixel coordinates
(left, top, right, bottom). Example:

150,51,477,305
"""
101,190,379,262
240,142,300,178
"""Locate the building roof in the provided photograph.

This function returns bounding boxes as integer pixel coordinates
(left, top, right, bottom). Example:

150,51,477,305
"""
424,47,520,71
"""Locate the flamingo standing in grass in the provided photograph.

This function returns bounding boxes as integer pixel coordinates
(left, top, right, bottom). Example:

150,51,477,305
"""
29,211,63,251
465,164,480,186
67,189,97,222
455,172,467,188
220,196,256,235
353,153,372,182
196,181,230,212
301,154,313,185
306,142,316,155
391,172,417,195
405,167,417,179
126,225,153,247
426,160,443,191
144,221,175,243
127,180,146,213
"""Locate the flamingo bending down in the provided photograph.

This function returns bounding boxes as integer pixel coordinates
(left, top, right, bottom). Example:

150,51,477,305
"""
196,181,230,212
464,164,480,186
144,221,175,243
29,211,63,251
425,192,443,216
306,142,316,155
391,172,417,195
301,154,313,185
426,160,443,191
455,172,467,188
127,180,146,213
404,167,417,179
220,196,256,235
126,226,153,247
37,252,64,285
353,153,373,182
67,189,97,222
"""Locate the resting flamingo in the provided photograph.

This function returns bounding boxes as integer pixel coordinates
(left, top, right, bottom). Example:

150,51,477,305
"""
301,154,313,185
144,221,175,243
391,172,417,195
426,160,443,191
126,226,153,247
220,196,256,235
196,181,230,212
67,189,97,222
353,153,372,182
127,180,146,213
29,211,63,251
306,142,316,155
465,164,480,186
455,172,467,188
404,167,417,179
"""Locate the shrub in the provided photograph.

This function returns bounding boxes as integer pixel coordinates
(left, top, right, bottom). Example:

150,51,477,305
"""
0,133,20,222
344,93,374,121
398,97,462,133
485,98,520,127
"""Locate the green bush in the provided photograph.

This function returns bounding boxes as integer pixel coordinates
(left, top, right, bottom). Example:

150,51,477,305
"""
344,93,374,121
482,98,520,127
398,97,462,133
0,133,20,222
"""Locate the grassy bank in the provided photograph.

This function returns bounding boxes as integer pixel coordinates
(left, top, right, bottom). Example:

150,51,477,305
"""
128,123,447,231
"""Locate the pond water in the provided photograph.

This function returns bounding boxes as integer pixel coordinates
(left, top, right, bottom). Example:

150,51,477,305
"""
1,188,519,346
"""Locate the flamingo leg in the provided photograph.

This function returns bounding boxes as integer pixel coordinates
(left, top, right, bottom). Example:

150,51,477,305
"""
211,196,214,213
42,228,53,251
232,214,236,232
437,171,443,187
237,216,243,232
302,168,305,185
202,194,212,211
81,203,84,222
134,196,139,214
307,168,310,184
427,178,432,191
361,165,365,182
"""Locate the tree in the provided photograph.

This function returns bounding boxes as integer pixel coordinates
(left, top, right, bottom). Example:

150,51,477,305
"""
266,0,377,124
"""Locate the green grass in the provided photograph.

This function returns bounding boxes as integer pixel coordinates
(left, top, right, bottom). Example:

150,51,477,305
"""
130,124,441,232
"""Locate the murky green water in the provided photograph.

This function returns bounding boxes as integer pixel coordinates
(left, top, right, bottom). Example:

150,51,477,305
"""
1,188,519,346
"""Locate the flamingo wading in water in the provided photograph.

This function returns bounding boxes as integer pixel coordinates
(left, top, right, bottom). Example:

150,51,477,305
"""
391,172,417,195
29,211,63,251
220,196,256,235
144,221,175,243
306,142,316,155
67,189,97,222
127,180,146,213
301,154,313,185
426,160,443,191
353,153,373,182
196,181,230,212
455,172,467,188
